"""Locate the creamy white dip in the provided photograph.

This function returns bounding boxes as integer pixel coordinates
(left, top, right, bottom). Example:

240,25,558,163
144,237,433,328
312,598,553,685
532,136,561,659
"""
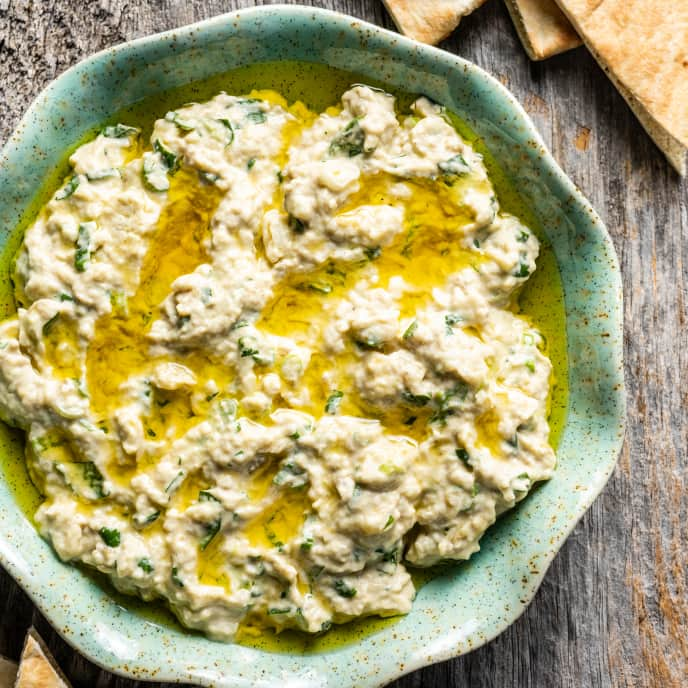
0,86,555,640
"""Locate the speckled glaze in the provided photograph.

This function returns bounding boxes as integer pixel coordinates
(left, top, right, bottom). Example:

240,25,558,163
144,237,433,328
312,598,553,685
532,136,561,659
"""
0,6,625,687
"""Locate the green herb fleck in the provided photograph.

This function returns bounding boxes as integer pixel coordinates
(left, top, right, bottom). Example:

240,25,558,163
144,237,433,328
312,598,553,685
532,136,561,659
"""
86,168,119,181
364,246,381,261
329,119,365,157
74,221,94,272
200,518,221,550
401,390,430,407
55,175,80,200
238,336,259,358
247,157,256,170
165,111,195,131
82,462,106,498
306,280,332,294
383,515,395,530
99,527,120,547
353,335,383,351
143,511,160,525
514,262,530,278
199,170,219,184
438,154,469,176
42,313,59,336
246,110,267,124
525,360,535,373
444,313,463,334
267,607,291,615
456,448,470,464
217,118,235,145
165,471,184,494
288,215,305,233
325,390,344,415
517,230,530,243
101,123,139,138
138,558,154,573
171,566,184,587
153,139,180,173
403,320,418,340
199,490,220,503
333,579,357,598
300,538,314,552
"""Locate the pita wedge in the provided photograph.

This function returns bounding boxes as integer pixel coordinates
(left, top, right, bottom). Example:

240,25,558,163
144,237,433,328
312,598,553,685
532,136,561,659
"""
553,0,688,175
13,629,71,688
505,0,581,60
0,656,17,688
382,0,488,44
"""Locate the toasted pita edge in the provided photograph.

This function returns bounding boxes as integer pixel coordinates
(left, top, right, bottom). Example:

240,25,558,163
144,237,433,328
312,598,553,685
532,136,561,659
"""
504,0,581,60
0,656,18,688
605,62,686,176
381,0,487,45
13,629,71,688
553,0,686,175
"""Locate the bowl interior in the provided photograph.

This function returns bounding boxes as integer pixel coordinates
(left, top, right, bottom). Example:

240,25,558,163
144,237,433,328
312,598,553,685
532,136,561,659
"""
0,7,625,688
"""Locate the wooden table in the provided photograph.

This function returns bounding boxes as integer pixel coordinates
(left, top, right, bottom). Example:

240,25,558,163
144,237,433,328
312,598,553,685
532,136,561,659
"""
0,1,686,686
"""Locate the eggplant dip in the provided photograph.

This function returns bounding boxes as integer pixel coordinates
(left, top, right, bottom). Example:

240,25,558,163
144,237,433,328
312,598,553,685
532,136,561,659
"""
0,85,555,640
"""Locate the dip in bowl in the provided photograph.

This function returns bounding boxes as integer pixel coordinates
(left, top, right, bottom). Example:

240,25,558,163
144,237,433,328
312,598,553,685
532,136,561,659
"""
0,6,624,687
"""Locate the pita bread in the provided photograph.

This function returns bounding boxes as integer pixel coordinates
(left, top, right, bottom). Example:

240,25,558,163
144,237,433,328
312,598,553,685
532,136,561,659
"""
504,0,581,60
381,0,488,45
553,0,688,175
0,657,17,688
13,629,71,688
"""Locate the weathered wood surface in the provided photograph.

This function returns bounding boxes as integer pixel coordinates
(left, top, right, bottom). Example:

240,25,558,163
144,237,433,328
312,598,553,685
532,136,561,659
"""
0,1,686,686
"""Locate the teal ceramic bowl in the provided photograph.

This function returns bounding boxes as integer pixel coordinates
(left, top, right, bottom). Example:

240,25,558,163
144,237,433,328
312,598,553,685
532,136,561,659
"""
0,5,625,687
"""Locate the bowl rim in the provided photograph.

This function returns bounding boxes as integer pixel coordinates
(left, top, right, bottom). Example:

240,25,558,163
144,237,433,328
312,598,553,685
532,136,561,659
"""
0,4,626,687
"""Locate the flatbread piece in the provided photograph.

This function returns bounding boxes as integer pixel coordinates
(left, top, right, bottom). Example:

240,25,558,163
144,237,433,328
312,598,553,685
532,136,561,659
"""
382,0,488,44
553,0,688,175
505,0,581,60
13,629,71,688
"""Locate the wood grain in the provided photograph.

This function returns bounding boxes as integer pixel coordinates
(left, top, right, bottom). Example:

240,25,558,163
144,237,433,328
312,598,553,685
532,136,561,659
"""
0,1,686,687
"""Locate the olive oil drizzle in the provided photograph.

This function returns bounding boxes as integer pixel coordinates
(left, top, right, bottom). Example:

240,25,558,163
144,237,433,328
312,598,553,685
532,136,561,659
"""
0,64,569,653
